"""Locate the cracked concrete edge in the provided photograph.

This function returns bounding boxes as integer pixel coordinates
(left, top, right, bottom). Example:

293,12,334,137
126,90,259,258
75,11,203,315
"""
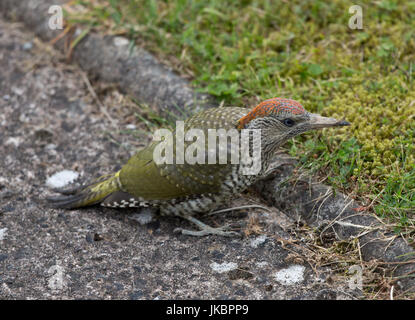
0,0,216,120
2,0,414,293
254,164,415,292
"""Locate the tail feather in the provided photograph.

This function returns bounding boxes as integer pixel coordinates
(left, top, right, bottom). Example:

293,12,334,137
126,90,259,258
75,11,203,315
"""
47,172,122,209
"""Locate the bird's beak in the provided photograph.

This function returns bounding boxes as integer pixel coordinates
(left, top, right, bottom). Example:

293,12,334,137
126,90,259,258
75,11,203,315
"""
308,113,350,129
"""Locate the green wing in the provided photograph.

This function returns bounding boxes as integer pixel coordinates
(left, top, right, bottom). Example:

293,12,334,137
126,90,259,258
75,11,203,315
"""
119,107,248,200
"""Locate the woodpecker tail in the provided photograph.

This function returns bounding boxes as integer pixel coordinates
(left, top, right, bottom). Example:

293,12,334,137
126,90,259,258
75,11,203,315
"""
47,171,122,209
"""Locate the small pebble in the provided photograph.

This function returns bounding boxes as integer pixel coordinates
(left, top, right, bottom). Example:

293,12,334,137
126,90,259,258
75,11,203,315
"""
210,262,238,274
46,170,79,188
274,265,305,285
22,42,33,51
126,124,136,130
0,228,8,241
113,36,129,47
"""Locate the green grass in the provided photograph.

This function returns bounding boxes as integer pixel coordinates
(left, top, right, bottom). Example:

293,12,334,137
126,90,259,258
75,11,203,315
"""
66,0,415,236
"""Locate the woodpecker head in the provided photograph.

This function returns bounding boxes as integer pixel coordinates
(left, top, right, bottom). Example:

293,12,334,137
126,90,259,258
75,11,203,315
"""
237,97,350,150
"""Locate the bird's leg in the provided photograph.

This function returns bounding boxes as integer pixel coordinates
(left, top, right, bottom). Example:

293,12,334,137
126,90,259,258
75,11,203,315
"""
174,215,240,237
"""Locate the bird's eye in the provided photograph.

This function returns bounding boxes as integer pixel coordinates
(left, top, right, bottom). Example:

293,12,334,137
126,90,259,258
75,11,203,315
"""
282,118,295,127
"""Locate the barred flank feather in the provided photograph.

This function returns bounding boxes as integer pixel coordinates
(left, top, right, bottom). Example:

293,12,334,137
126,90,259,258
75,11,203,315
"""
47,172,122,209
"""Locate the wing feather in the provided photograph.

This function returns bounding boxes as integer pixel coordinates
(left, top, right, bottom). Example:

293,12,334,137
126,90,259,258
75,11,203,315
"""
119,107,249,200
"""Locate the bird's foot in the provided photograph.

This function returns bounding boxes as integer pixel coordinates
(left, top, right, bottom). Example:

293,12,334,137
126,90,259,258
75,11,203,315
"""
174,215,240,237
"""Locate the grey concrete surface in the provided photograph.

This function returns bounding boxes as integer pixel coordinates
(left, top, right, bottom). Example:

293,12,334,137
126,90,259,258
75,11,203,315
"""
0,19,358,299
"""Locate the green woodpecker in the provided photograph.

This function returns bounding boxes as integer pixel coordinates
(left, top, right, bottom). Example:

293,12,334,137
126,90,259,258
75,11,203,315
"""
48,98,349,236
